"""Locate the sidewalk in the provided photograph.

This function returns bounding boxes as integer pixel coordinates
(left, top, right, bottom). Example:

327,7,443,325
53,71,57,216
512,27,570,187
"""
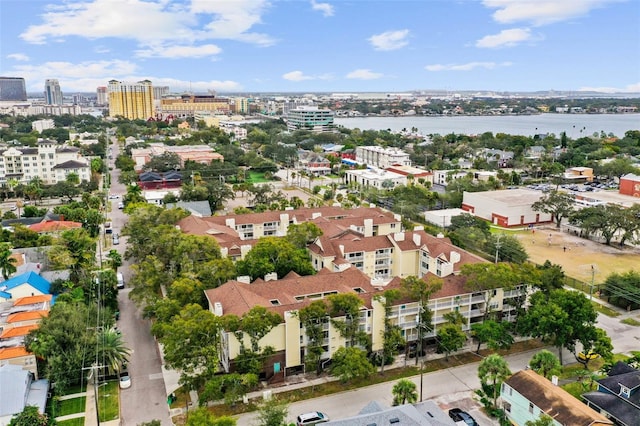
83,381,120,426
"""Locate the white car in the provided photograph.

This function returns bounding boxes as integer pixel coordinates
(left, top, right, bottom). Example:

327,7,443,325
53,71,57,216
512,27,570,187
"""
108,194,120,199
119,372,131,389
117,202,124,209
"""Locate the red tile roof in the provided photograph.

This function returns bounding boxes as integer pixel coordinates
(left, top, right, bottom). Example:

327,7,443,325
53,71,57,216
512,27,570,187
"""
7,310,48,323
29,220,82,233
0,346,31,360
13,294,52,306
0,324,38,338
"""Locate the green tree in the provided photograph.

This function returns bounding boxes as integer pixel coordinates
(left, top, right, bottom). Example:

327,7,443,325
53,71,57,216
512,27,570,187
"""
327,293,367,347
400,275,442,365
391,379,418,406
8,405,54,426
97,328,131,375
462,263,521,321
287,222,323,249
486,234,528,263
602,270,640,310
529,350,561,379
531,190,575,228
255,397,289,426
297,300,329,375
478,354,511,409
436,323,466,361
106,249,122,272
153,304,222,390
330,346,375,383
25,301,97,393
519,289,603,364
471,320,514,353
235,237,315,280
47,228,96,284
0,242,18,279
525,415,555,426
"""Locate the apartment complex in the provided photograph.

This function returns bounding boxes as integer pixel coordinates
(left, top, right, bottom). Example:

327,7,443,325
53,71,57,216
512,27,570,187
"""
43,79,63,105
96,86,107,106
344,168,407,189
0,77,27,102
355,146,411,168
107,79,154,120
285,105,335,132
0,140,91,186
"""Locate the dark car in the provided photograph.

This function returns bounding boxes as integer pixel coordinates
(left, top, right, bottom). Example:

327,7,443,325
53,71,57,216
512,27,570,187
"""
449,408,479,426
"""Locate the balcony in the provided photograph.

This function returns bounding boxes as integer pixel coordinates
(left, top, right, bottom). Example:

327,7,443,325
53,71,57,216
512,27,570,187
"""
346,254,364,262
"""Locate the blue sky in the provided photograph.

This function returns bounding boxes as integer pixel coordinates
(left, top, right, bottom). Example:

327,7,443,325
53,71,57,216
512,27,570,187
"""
1,0,639,94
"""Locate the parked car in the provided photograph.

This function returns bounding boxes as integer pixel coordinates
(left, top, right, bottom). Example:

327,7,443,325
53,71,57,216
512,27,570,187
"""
119,372,131,389
117,202,124,209
112,233,120,245
116,272,125,289
296,411,329,425
109,194,119,199
448,408,479,426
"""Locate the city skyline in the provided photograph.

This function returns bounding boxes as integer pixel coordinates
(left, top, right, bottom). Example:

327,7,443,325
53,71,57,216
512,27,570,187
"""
0,0,639,94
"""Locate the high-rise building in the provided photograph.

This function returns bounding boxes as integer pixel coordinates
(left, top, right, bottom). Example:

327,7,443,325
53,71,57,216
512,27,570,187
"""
107,80,154,120
285,105,334,133
44,79,63,105
0,77,27,102
96,86,108,106
153,86,169,100
233,97,248,114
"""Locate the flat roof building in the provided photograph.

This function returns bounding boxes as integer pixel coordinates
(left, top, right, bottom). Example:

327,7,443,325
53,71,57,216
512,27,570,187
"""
107,79,154,120
0,77,27,102
286,105,335,133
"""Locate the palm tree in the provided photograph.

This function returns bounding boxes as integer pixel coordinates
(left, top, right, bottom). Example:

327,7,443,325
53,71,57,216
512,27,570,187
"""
478,354,511,408
529,349,561,379
392,379,418,406
0,242,17,280
106,249,122,272
98,329,131,375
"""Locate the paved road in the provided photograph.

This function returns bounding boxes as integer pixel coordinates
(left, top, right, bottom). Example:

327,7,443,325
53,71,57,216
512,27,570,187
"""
108,139,173,426
235,308,639,426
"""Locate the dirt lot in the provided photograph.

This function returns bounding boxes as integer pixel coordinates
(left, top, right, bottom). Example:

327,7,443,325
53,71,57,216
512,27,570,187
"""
507,226,640,285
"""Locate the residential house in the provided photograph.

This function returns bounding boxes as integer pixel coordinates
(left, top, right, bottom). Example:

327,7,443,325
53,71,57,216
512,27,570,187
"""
478,148,514,168
138,170,182,190
0,272,51,301
325,400,456,426
297,150,332,176
0,364,49,426
432,169,469,186
525,146,547,160
385,164,434,185
583,361,640,426
28,220,82,235
462,189,552,227
501,369,612,426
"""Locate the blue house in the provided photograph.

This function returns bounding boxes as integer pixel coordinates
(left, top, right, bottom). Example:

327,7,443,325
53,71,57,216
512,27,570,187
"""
583,362,640,426
501,369,613,426
0,272,51,301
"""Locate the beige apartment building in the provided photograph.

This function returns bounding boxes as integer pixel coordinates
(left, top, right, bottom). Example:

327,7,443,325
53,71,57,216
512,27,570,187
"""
130,143,224,171
107,79,154,120
205,266,528,376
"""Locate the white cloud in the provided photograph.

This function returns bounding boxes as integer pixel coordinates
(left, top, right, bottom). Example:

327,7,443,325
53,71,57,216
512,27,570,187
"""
7,53,30,61
136,44,222,59
282,71,314,81
368,29,409,51
346,69,383,80
476,28,533,48
425,62,513,71
311,0,334,17
578,82,640,93
482,0,617,26
20,0,274,48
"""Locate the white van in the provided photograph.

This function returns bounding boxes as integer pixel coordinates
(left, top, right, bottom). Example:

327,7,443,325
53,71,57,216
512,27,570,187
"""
117,272,125,289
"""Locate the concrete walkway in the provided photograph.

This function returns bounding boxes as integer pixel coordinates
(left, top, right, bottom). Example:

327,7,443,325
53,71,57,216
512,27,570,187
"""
58,391,87,401
83,381,120,426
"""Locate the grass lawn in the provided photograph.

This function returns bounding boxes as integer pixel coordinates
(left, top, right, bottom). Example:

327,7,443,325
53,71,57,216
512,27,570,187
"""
246,171,270,183
98,381,119,422
591,301,620,317
57,418,85,426
57,397,87,416
621,317,640,326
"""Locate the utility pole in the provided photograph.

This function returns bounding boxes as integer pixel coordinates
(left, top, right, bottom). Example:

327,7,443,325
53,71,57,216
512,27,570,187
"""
494,234,503,264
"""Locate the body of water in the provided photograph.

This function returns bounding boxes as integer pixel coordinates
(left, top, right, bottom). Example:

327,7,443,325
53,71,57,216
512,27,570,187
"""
335,113,640,138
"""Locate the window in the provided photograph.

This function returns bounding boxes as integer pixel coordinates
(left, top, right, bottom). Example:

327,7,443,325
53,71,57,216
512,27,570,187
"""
503,402,511,413
528,402,534,414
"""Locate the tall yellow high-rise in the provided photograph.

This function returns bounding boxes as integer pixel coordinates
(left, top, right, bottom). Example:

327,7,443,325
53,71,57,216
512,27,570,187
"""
107,80,154,120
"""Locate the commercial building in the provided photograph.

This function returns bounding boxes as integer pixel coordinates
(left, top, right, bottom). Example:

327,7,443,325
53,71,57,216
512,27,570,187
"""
31,119,55,133
355,146,411,168
130,143,223,171
619,173,640,197
461,188,552,227
0,77,27,102
43,79,63,105
159,94,230,119
285,105,334,132
344,168,407,189
233,97,248,114
107,79,154,120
